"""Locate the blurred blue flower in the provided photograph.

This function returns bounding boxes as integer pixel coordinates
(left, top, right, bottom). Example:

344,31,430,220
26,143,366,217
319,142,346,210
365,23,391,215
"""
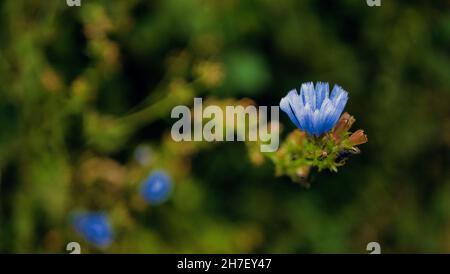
140,170,172,205
73,212,113,248
280,82,348,136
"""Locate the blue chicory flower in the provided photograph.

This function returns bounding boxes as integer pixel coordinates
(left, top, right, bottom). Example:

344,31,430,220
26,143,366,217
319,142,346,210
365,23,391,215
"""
140,170,172,205
280,82,348,136
73,212,113,248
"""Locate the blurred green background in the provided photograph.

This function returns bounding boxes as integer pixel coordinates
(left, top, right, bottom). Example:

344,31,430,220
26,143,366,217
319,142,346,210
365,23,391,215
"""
0,0,449,253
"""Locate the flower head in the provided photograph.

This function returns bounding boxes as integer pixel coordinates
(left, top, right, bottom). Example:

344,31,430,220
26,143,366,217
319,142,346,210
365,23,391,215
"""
73,212,113,248
140,170,172,205
280,82,349,136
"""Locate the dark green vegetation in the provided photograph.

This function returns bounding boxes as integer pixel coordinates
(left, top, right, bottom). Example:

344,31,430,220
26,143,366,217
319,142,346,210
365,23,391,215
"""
0,0,449,253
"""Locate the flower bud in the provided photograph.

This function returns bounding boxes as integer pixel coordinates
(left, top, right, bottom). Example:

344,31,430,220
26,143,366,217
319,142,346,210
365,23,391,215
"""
349,129,368,146
332,112,355,142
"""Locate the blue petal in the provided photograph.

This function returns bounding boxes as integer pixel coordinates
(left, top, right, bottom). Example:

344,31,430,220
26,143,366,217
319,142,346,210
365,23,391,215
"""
333,89,348,115
280,90,302,130
319,98,336,133
300,82,315,110
311,109,321,136
330,84,346,103
318,98,331,121
315,82,329,110
323,85,347,129
302,104,314,135
331,95,348,127
295,103,308,132
288,90,309,131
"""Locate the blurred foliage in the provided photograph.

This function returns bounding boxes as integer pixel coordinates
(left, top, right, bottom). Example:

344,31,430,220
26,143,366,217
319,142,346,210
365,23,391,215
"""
0,0,449,253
